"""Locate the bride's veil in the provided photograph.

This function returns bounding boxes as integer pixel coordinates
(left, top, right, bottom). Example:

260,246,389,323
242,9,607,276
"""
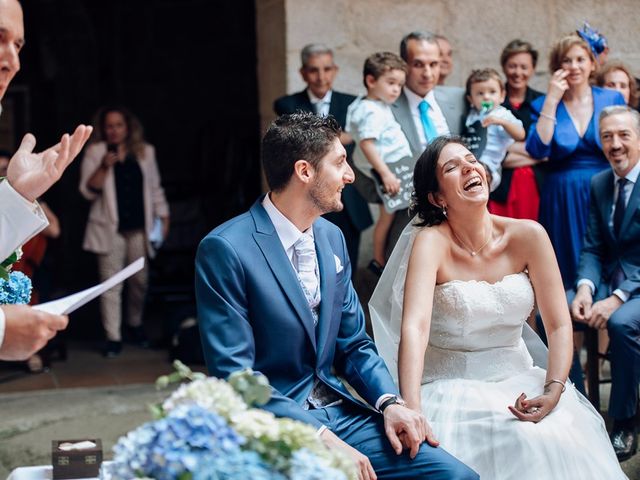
369,217,549,383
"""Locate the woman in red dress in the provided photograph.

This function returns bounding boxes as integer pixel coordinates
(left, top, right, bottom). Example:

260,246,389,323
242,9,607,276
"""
488,40,544,220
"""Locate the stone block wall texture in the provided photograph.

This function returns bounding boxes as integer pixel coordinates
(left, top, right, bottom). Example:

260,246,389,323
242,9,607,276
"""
257,0,640,131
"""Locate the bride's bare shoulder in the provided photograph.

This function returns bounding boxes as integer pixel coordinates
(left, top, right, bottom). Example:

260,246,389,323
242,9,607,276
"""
411,225,450,262
493,216,546,240
414,223,450,244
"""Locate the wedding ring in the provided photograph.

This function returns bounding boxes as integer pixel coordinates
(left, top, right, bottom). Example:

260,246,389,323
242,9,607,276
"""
528,407,540,414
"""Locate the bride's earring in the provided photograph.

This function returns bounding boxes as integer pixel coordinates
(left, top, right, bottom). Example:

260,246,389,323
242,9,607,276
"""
441,205,447,218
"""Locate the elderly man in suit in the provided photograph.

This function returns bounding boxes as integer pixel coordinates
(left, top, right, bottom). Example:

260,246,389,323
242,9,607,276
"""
196,112,478,480
0,0,92,361
274,44,372,278
570,105,640,461
386,31,467,257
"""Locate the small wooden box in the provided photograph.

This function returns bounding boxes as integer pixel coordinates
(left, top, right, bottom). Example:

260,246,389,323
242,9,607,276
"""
52,439,103,479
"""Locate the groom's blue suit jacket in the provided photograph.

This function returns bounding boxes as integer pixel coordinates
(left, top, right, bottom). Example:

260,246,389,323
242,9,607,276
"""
577,169,640,298
195,198,398,428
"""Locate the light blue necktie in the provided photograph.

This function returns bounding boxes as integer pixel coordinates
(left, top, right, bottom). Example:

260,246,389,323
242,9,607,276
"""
418,100,439,143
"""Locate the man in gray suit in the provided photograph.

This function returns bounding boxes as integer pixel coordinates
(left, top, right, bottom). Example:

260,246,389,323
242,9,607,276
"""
386,31,467,256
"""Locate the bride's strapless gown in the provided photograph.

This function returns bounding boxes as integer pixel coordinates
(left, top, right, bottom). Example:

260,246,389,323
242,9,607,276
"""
422,272,626,479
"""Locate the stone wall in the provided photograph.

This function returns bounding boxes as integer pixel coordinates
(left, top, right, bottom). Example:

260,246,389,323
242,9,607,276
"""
256,0,640,130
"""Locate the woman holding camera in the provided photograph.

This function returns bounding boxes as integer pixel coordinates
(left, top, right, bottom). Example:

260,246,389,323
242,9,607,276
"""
79,106,169,357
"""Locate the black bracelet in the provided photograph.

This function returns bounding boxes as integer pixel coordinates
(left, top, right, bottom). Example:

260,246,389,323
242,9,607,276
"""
379,396,405,412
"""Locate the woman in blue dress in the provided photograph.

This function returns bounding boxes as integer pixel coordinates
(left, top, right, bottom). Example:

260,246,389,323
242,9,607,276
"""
526,33,624,287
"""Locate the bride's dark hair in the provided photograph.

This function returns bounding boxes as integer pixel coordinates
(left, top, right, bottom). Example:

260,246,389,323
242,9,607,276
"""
410,135,469,227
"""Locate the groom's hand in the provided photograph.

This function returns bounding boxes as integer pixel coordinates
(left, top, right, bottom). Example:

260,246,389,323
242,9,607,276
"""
383,405,438,459
320,428,377,480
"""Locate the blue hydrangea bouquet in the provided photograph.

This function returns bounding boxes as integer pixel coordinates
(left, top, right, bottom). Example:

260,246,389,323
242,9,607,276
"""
0,248,32,305
100,361,356,480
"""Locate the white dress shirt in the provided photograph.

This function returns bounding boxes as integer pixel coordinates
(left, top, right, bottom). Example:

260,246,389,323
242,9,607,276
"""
0,180,49,350
577,161,640,302
405,88,450,152
308,89,333,117
262,193,313,266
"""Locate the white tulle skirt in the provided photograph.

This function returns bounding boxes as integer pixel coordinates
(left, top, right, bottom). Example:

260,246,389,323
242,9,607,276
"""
421,367,627,479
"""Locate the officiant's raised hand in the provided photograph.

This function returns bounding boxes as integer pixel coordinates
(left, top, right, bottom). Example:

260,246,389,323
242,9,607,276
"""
7,125,93,202
384,404,438,458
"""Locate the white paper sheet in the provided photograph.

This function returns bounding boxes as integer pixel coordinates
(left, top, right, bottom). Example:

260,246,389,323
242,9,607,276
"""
34,257,145,315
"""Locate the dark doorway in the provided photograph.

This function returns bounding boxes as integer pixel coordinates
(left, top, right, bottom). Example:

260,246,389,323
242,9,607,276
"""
12,0,261,341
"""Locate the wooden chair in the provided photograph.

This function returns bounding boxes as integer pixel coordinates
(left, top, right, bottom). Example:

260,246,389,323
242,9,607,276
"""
585,327,611,410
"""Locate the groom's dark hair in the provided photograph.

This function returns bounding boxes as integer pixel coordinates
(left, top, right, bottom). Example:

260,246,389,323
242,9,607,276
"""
262,112,341,192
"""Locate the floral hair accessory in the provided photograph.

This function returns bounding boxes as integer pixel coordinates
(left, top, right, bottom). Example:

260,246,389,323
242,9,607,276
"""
577,21,608,57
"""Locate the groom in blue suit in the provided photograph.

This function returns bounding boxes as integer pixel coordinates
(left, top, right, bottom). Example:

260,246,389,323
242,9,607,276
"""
570,106,640,461
196,112,477,479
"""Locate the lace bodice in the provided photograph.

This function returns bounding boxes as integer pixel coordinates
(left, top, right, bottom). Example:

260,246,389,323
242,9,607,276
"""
423,272,536,383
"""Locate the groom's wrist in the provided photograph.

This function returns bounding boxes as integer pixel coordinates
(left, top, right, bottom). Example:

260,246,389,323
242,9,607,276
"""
379,395,406,413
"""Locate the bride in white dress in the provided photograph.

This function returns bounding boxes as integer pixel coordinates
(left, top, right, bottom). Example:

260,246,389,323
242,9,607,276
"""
370,137,627,479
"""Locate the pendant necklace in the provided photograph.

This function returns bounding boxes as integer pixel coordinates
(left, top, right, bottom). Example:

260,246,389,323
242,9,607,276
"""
450,224,493,257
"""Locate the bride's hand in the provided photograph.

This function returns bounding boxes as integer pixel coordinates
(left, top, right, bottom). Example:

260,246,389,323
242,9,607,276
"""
508,391,560,423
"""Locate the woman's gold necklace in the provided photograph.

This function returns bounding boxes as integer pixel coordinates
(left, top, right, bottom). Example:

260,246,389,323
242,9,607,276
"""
450,225,493,257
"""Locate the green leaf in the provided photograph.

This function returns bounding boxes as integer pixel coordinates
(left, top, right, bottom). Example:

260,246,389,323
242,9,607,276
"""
228,368,272,406
148,402,165,420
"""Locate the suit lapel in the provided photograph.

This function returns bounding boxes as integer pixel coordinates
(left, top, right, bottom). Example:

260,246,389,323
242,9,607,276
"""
250,201,317,350
392,91,421,156
313,223,336,358
328,93,341,118
434,87,456,134
597,172,616,243
620,177,640,237
295,90,314,113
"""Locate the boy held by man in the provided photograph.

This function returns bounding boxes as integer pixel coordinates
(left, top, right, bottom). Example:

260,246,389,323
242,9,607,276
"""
346,52,413,275
463,68,525,191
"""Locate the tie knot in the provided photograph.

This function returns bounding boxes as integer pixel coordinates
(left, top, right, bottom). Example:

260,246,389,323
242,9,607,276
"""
618,178,628,188
418,100,430,114
294,233,314,252
294,233,316,271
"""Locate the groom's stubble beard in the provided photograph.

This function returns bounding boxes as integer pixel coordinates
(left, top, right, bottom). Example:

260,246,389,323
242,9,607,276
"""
308,172,344,215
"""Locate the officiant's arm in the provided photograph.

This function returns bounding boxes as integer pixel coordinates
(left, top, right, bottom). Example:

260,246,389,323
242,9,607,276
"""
0,305,68,360
195,234,324,429
397,229,440,413
511,221,572,422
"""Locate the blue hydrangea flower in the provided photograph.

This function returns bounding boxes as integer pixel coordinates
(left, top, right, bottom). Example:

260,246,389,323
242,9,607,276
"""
0,271,32,304
109,404,245,480
193,450,285,480
289,448,348,480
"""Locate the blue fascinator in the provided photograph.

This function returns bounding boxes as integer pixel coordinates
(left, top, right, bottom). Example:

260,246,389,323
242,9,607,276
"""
577,22,608,57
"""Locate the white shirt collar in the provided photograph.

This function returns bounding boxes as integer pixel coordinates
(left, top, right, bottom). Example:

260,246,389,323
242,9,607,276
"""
262,193,313,256
404,87,436,111
614,161,640,185
307,89,333,105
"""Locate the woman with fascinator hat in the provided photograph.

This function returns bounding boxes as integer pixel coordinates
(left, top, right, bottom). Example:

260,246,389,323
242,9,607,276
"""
525,33,625,288
370,136,627,479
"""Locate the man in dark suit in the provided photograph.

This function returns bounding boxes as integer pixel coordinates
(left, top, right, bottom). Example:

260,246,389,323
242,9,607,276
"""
386,31,467,257
570,105,640,461
196,112,478,479
274,44,372,277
